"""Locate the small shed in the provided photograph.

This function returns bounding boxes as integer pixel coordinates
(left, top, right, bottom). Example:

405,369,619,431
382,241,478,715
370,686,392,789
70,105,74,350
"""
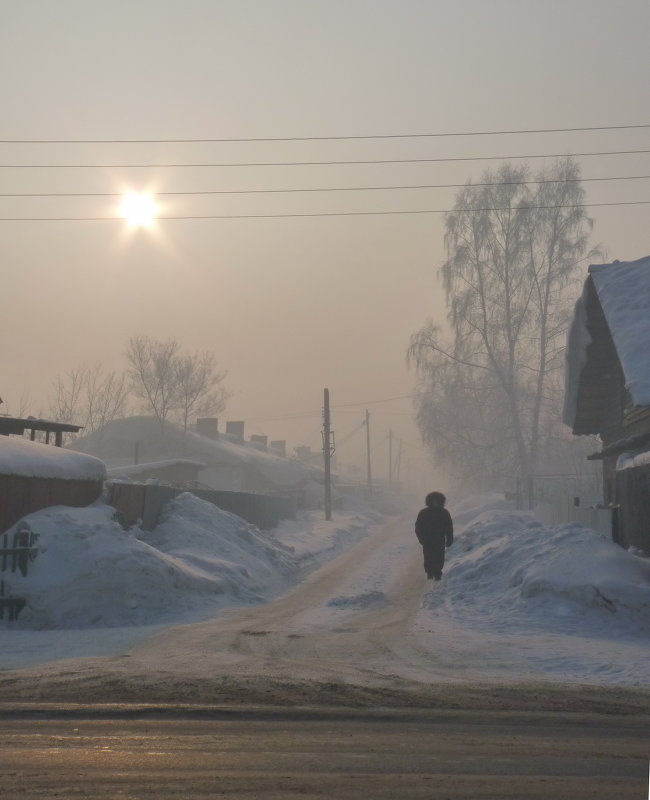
0,437,106,534
563,255,650,549
0,416,83,446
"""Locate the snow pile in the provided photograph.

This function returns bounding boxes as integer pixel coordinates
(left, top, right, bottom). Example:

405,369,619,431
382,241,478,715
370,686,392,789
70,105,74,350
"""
0,437,106,481
2,493,298,630
141,492,296,596
431,509,650,636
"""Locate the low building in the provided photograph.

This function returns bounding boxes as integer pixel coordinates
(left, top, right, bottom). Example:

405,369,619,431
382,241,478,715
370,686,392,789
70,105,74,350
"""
71,416,318,495
563,255,650,549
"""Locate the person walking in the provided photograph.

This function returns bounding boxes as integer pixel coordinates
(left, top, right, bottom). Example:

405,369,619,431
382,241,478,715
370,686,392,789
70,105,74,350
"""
415,491,454,581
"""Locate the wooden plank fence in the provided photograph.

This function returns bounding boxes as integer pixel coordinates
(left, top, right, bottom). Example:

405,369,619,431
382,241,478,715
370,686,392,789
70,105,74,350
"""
0,523,39,621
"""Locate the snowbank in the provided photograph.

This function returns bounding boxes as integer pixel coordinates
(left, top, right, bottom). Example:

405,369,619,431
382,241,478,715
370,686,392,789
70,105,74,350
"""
2,494,297,630
437,511,650,636
0,492,375,634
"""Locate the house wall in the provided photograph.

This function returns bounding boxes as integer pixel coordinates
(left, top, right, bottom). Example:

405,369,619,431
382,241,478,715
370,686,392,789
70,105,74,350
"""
614,464,650,551
0,475,103,534
198,463,247,492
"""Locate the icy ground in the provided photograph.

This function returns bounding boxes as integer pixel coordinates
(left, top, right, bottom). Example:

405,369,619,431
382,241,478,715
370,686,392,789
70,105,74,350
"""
0,492,648,692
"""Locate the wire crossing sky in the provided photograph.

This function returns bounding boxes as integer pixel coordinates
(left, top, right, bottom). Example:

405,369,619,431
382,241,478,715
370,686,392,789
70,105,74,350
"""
2,0,649,481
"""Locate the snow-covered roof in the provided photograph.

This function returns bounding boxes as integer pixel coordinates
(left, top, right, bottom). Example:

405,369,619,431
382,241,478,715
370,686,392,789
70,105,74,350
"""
616,449,650,471
71,416,314,489
0,437,106,481
106,458,206,478
589,255,650,406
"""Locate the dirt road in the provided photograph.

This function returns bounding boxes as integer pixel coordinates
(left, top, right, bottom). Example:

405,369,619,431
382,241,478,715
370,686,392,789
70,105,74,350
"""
0,515,648,715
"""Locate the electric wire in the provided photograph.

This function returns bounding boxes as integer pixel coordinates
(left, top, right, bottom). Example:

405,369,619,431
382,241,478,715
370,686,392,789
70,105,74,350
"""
1,122,649,143
1,148,649,169
1,173,649,198
1,199,648,221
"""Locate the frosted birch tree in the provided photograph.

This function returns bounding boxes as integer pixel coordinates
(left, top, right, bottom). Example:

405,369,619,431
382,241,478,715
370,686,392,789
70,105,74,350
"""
408,158,597,504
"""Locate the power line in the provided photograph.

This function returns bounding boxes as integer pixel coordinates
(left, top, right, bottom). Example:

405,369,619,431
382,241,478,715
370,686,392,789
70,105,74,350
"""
1,148,649,169
1,123,649,144
1,200,648,221
2,174,649,199
229,393,423,423
333,394,420,408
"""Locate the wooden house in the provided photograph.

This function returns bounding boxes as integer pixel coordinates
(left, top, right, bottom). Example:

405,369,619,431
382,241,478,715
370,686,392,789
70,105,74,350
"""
563,255,650,550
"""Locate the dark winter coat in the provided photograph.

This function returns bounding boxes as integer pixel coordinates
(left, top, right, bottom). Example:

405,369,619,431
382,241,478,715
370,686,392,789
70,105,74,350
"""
415,506,454,550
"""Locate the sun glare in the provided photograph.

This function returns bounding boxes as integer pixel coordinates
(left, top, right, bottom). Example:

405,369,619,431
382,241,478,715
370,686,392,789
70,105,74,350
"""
120,193,158,227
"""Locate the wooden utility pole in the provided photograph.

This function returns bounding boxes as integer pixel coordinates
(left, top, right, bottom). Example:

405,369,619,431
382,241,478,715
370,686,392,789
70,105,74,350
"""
395,438,403,484
322,388,333,520
365,409,373,499
388,429,393,487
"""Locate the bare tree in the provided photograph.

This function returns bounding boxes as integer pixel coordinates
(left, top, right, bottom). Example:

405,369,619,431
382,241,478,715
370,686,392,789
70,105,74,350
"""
49,364,130,438
83,364,130,432
174,350,231,432
125,336,180,427
125,336,230,431
2,388,32,418
408,158,598,505
50,367,87,427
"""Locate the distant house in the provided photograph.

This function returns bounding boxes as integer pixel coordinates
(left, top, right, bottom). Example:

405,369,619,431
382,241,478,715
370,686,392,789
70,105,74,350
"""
0,437,106,534
70,416,317,495
563,255,650,550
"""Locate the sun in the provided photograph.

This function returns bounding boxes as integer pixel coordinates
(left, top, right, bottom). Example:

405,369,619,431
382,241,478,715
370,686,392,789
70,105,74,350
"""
119,192,158,227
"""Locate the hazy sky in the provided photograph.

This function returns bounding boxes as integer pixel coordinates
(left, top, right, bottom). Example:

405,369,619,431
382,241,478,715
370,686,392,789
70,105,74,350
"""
2,0,649,487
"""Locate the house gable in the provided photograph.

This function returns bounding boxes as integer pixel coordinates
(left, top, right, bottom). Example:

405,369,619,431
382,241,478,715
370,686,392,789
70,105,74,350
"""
565,256,650,439
568,277,626,437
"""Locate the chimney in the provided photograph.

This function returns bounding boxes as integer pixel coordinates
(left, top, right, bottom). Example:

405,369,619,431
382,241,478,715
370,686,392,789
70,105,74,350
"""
269,440,286,457
196,418,219,439
225,420,245,443
250,434,268,451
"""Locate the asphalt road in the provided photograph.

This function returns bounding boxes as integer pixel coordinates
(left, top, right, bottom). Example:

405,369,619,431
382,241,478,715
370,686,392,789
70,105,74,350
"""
1,706,648,799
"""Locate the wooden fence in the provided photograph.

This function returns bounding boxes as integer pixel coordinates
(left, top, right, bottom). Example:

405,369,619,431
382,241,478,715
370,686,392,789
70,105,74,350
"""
0,523,40,621
109,482,296,530
0,475,103,535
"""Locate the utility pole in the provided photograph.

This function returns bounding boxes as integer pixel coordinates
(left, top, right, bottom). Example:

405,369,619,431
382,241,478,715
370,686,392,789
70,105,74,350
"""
322,388,334,520
395,438,403,485
388,429,393,488
365,409,373,499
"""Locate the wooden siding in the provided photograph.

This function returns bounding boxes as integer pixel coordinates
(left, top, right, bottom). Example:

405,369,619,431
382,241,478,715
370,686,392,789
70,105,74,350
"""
573,279,627,438
615,464,650,551
0,476,103,534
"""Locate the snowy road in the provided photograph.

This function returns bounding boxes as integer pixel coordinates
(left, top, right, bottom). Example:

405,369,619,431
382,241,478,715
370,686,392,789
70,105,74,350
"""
2,510,648,713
